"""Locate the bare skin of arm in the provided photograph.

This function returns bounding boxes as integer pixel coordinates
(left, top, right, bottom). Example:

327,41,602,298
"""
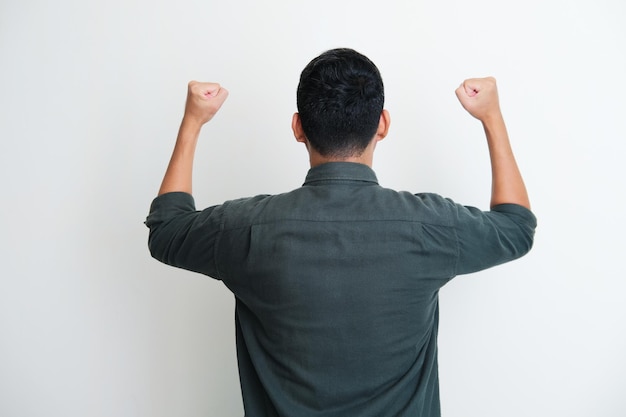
158,81,229,196
455,78,531,209
158,78,529,211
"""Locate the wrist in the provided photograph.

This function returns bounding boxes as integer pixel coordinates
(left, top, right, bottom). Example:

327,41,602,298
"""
180,115,205,132
479,110,504,126
481,112,507,139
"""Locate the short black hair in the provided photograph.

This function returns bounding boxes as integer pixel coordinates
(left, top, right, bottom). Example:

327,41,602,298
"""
296,48,385,158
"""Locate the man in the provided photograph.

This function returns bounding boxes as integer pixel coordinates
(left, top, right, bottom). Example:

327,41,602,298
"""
146,48,536,416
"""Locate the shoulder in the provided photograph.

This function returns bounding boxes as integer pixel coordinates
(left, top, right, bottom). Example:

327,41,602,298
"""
376,189,459,226
219,193,280,228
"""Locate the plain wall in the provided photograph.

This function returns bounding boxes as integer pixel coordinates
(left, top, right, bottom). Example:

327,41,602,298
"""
1,0,625,416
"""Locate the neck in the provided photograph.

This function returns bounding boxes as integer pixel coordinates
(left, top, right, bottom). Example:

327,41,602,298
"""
308,152,374,168
307,141,376,168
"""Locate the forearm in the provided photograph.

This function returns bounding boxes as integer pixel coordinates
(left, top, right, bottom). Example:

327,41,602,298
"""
158,118,203,196
156,81,229,196
482,114,530,209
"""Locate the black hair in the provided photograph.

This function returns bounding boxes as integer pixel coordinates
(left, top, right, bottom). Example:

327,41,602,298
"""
296,48,385,158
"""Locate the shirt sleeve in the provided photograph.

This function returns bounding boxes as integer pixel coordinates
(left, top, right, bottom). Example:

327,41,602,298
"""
144,192,223,279
451,202,537,275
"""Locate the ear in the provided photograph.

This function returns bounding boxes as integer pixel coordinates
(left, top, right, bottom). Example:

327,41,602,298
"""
292,113,307,144
375,110,391,142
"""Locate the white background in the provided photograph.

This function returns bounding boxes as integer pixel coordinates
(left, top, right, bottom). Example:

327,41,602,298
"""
1,0,625,416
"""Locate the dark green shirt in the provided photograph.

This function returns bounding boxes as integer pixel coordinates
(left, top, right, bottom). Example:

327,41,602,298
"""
146,162,536,417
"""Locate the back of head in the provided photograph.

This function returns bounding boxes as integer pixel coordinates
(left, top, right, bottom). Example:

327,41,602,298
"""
297,48,385,158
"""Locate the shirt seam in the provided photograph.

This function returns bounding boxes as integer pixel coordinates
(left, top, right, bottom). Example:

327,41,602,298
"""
219,218,456,232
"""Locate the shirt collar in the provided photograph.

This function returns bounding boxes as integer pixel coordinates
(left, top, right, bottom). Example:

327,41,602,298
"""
303,162,379,186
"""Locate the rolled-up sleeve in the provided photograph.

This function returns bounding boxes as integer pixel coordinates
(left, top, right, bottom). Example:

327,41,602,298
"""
145,192,223,279
453,203,537,275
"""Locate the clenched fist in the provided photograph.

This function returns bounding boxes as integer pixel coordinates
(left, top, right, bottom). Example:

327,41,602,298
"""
184,81,229,125
455,77,501,122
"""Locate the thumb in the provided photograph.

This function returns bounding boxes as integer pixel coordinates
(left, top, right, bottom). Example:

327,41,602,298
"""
462,81,479,97
203,84,222,98
188,81,222,99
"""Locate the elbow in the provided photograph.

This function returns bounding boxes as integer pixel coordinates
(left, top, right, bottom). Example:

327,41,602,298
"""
519,231,535,257
520,213,537,256
510,224,536,260
147,227,169,264
494,205,537,260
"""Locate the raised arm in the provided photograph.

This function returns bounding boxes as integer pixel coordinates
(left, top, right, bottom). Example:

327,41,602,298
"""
455,77,530,209
158,81,229,196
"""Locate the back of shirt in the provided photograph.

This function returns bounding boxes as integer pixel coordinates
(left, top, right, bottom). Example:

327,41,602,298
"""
146,162,536,417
